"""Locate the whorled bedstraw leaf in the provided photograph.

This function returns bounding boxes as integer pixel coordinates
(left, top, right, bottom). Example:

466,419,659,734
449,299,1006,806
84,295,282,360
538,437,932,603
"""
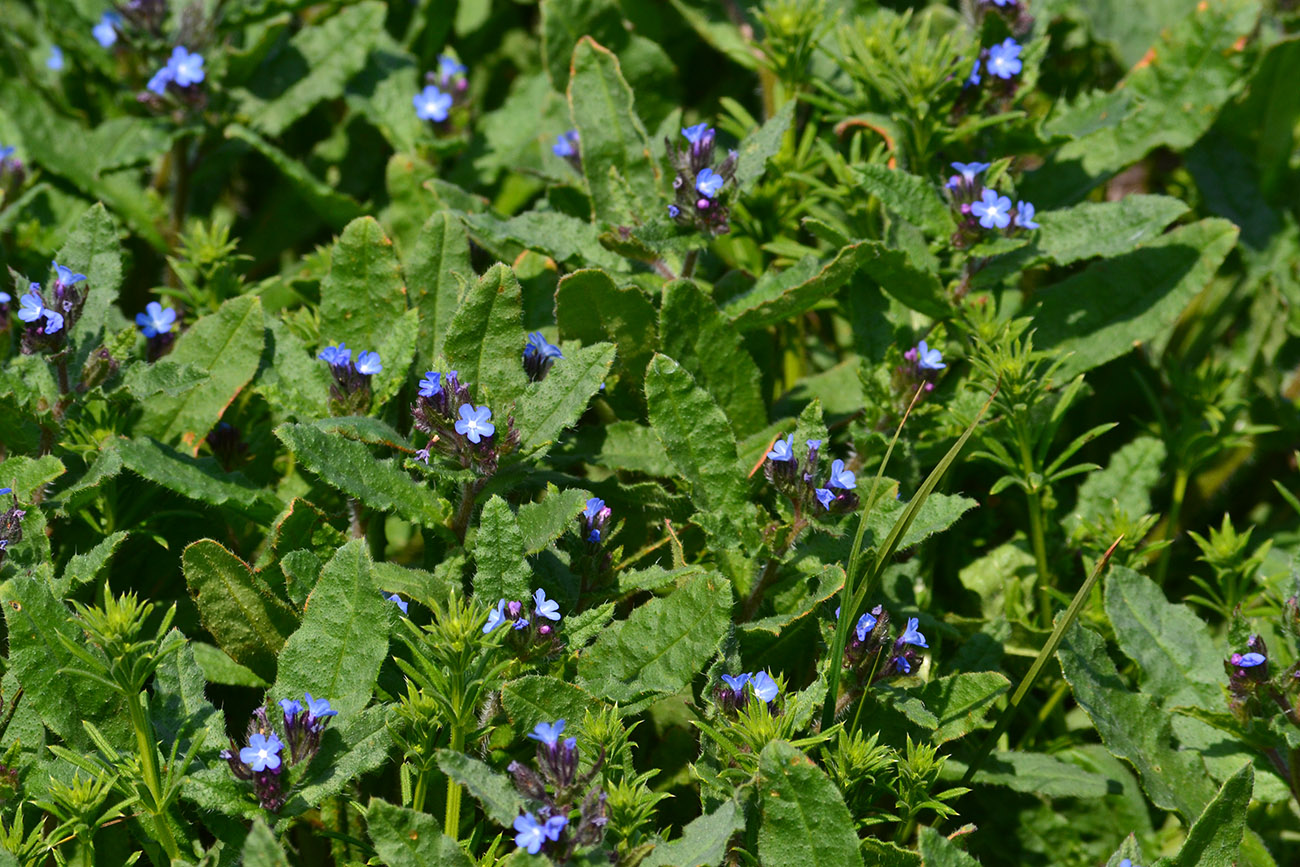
644,798,745,867
757,740,862,867
137,294,266,454
556,269,657,385
319,216,409,354
578,571,733,703
443,263,529,408
408,211,473,366
366,798,473,867
272,540,392,719
472,496,532,602
436,750,526,826
518,342,616,449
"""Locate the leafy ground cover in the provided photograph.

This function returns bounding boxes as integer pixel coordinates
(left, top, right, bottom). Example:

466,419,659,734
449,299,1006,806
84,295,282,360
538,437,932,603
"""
1,0,1299,864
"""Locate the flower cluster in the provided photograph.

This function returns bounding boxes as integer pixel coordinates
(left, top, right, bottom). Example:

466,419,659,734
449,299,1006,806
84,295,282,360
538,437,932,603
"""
666,122,738,236
317,343,382,416
413,54,469,125
508,720,608,858
410,369,520,475
523,331,563,382
841,606,929,683
483,589,564,656
1225,633,1279,722
0,488,25,568
943,161,1038,248
220,694,339,812
15,262,88,355
764,436,859,517
714,670,780,714
552,130,581,171
894,339,947,396
136,300,178,361
144,46,205,104
580,497,611,546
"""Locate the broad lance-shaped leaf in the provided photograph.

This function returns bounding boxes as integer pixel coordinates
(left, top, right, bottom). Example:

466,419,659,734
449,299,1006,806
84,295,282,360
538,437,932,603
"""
502,676,601,735
578,571,733,702
366,798,473,867
182,540,298,682
371,308,420,410
725,243,881,330
914,672,1010,744
568,36,660,226
1166,762,1252,867
556,269,656,384
408,211,472,366
917,827,980,867
56,204,126,361
225,124,363,229
1057,619,1217,820
114,436,280,524
857,241,950,320
660,280,765,435
319,216,408,352
472,496,531,602
757,741,862,867
940,750,1112,799
138,294,265,453
516,486,594,555
518,342,616,449
436,750,525,826
1105,566,1222,699
243,819,290,867
733,100,795,191
153,628,226,755
275,422,450,528
644,799,746,867
855,163,955,237
273,541,391,719
443,263,528,408
1031,218,1238,380
287,705,393,811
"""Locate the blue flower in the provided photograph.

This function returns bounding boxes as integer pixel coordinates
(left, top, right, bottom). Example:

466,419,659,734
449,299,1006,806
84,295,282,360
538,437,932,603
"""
136,301,177,337
534,588,560,622
828,459,856,490
752,671,778,702
720,673,750,696
513,813,547,855
44,309,65,334
528,719,566,746
354,350,382,375
767,434,794,462
951,162,990,183
681,123,712,144
855,612,877,642
146,65,173,95
239,732,283,772
588,528,601,542
304,693,338,721
583,497,606,520
695,167,724,198
17,291,46,324
667,204,680,218
967,58,981,86
386,593,408,614
52,261,86,289
455,403,495,443
916,340,945,371
987,38,1023,79
806,439,822,450
971,189,1012,229
543,814,568,841
0,488,10,496
815,488,835,509
1238,652,1266,667
169,46,205,87
899,617,928,648
1015,200,1040,230
94,13,120,48
414,85,452,122
278,698,303,718
513,616,530,630
418,370,442,397
438,54,467,78
552,130,579,158
483,598,507,633
895,655,912,674
523,331,563,363
0,291,8,305
318,343,350,366
47,46,64,71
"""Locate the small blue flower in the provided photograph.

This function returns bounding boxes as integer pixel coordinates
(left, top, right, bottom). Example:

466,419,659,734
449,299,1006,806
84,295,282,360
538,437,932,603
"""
455,403,495,443
239,732,283,772
513,616,530,630
895,655,912,674
534,588,560,622
484,598,507,633
318,343,350,366
916,340,945,371
815,488,835,509
414,85,452,122
304,693,338,721
987,38,1023,79
514,813,547,855
0,488,11,496
43,309,65,334
94,13,121,48
528,719,566,746
523,331,563,363
146,65,173,95
681,123,712,144
552,130,579,158
767,434,794,462
136,301,177,337
438,54,467,79
0,291,8,305
967,58,981,86
899,617,928,648
47,46,64,71
667,204,680,218
695,167,724,198
720,673,750,696
806,439,822,450
1015,200,1040,230
828,459,856,490
971,189,1012,229
16,291,45,324
278,698,303,718
169,46,205,87
588,528,601,542
583,497,606,520
951,162,990,183
386,593,408,614
354,350,382,375
855,612,877,642
52,261,86,289
1238,652,1266,667
752,671,778,702
418,371,442,397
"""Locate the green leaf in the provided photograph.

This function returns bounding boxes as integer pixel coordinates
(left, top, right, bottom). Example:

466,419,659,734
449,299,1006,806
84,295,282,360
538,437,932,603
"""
55,204,126,357
288,704,394,811
1031,219,1239,379
273,541,391,719
462,211,626,273
1034,196,1191,265
568,36,661,226
372,308,421,410
319,217,409,353
114,436,279,524
864,490,978,553
541,0,626,89
733,100,795,191
366,798,474,867
556,269,657,386
1104,566,1221,699
941,750,1112,799
1066,435,1166,535
724,244,873,330
502,675,601,734
516,487,593,555
579,571,733,702
242,819,290,867
408,211,473,366
916,827,981,866
192,642,270,688
0,455,65,500
518,342,616,449
856,241,950,320
256,317,332,421
595,421,673,476
644,798,745,867
182,540,298,682
56,531,129,597
443,263,529,407
275,422,450,528
123,360,211,400
225,124,364,229
138,294,266,454
757,741,862,867
855,164,956,237
660,280,766,434
436,750,525,826
154,629,226,756
473,496,532,602
915,672,1010,744
1057,620,1217,820
1163,762,1252,867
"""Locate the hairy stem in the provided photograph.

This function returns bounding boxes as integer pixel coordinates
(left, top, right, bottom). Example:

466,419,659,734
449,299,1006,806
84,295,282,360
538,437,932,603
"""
444,726,465,840
127,691,180,860
1155,467,1189,585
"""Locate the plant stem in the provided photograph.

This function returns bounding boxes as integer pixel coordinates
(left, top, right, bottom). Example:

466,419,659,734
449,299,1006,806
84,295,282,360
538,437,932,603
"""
681,249,699,279
444,726,464,840
347,497,365,540
1155,467,1189,585
450,481,481,545
741,515,806,620
1025,493,1053,626
127,690,180,860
